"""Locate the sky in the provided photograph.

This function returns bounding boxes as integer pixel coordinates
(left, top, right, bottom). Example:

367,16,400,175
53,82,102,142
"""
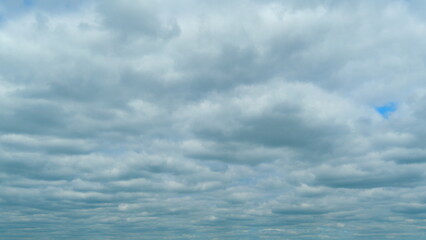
1,0,426,239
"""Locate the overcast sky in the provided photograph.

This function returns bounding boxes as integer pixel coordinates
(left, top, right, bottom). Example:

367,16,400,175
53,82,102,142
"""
1,0,426,239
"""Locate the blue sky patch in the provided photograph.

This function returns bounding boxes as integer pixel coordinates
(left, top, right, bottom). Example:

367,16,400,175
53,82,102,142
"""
375,102,397,118
23,0,34,7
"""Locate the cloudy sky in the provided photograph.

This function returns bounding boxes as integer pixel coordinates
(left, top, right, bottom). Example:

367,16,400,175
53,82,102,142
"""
1,0,426,239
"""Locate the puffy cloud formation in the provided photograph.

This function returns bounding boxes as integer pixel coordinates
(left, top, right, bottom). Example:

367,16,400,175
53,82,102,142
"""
1,0,426,239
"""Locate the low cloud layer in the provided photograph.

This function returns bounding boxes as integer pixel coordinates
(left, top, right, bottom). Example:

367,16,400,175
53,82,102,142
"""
2,0,426,239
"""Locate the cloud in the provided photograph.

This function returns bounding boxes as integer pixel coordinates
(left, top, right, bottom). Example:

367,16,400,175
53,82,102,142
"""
1,0,426,239
97,0,180,40
313,164,423,188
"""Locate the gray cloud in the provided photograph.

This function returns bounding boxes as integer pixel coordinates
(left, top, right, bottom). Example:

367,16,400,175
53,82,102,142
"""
313,165,423,188
97,0,180,40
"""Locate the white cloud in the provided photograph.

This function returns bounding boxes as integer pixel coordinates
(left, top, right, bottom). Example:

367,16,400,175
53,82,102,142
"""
1,0,426,239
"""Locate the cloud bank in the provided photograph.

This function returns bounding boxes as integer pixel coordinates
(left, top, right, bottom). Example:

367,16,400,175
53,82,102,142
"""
1,0,426,239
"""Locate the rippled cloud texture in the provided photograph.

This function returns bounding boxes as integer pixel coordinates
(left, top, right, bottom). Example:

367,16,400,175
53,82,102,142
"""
2,0,426,239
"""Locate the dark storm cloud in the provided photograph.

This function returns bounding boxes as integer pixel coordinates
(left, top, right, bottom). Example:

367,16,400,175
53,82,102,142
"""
2,0,426,239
